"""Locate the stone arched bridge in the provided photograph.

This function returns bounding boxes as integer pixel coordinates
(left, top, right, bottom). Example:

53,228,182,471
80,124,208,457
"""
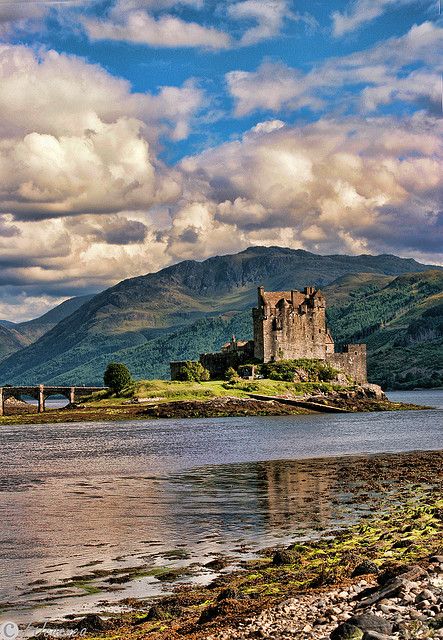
0,385,107,415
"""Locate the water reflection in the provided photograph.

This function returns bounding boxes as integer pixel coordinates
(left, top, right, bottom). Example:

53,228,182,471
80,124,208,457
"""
0,390,442,623
0,454,390,618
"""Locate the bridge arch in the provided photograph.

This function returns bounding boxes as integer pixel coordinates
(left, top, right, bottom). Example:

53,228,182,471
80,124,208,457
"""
0,385,107,416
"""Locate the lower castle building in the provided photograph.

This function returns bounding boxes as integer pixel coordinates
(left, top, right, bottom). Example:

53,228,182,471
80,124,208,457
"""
170,286,367,384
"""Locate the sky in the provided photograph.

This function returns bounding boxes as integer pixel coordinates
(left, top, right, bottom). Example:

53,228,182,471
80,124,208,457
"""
0,0,442,321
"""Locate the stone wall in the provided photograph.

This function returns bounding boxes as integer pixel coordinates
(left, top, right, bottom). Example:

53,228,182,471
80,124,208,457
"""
326,344,367,385
200,340,254,380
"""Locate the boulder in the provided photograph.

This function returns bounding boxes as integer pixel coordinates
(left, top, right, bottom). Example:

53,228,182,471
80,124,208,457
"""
330,623,364,639
347,614,393,635
361,384,385,399
351,560,379,578
217,587,238,601
75,614,107,632
272,549,294,566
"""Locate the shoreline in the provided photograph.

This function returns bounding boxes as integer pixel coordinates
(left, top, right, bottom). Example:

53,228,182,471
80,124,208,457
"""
11,449,442,640
0,395,427,427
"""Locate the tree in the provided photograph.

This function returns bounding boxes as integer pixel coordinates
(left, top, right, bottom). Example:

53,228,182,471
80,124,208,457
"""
104,362,132,394
175,361,210,382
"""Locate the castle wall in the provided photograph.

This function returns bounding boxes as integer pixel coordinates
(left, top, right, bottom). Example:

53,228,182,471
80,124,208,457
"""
326,344,367,385
200,341,254,379
170,287,367,385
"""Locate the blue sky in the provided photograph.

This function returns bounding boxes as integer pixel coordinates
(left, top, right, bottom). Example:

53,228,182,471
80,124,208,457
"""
0,0,441,319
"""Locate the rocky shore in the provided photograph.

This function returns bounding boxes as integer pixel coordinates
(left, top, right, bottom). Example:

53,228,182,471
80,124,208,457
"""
0,385,424,425
26,452,436,640
209,558,443,640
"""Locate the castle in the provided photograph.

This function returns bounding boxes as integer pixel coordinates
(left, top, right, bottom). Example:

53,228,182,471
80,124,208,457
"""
170,286,367,384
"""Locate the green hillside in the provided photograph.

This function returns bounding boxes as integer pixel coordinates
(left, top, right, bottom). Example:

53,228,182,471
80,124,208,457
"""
0,247,441,387
14,294,95,343
0,294,95,361
0,324,30,361
327,270,443,388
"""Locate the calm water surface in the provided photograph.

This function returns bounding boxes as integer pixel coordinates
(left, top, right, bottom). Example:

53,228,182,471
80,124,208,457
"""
0,389,442,626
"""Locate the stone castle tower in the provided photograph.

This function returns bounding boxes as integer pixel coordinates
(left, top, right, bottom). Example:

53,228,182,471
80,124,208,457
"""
253,286,335,362
171,285,367,384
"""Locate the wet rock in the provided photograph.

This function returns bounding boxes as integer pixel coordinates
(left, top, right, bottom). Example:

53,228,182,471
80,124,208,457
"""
272,549,294,566
217,587,239,601
357,577,414,609
377,563,426,586
347,614,393,635
135,603,182,623
330,622,364,639
199,600,235,625
206,557,230,571
75,614,107,632
430,555,443,563
351,561,379,578
429,614,443,629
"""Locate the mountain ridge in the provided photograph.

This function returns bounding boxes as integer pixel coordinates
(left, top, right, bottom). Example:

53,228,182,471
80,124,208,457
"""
0,246,441,387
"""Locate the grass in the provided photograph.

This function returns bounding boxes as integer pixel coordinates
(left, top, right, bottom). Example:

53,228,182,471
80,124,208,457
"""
84,378,349,406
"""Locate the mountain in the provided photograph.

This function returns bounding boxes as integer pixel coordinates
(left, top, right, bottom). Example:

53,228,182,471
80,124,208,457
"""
0,246,441,387
327,270,443,388
0,295,95,362
41,270,443,389
0,324,30,361
14,294,95,343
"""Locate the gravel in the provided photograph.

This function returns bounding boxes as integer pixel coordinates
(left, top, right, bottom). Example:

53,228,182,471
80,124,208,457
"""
205,556,443,639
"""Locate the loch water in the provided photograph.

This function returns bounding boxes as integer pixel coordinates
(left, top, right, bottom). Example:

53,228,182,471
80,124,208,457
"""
0,389,442,625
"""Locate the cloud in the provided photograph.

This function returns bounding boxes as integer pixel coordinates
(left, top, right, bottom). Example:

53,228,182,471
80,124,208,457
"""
1,112,442,319
0,45,210,219
0,0,91,37
66,215,148,245
0,46,204,140
84,10,232,50
226,22,443,116
227,0,291,46
178,113,443,260
83,0,299,50
227,61,321,116
331,0,427,37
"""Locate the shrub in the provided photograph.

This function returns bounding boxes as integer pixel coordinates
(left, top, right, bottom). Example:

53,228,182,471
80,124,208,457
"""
174,361,210,382
261,359,339,382
104,362,133,394
225,367,239,382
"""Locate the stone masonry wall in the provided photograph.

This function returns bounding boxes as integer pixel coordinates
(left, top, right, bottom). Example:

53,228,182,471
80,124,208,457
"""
326,344,367,385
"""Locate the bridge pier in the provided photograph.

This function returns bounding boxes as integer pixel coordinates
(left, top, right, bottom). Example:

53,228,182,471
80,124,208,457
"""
38,384,45,413
0,385,107,418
